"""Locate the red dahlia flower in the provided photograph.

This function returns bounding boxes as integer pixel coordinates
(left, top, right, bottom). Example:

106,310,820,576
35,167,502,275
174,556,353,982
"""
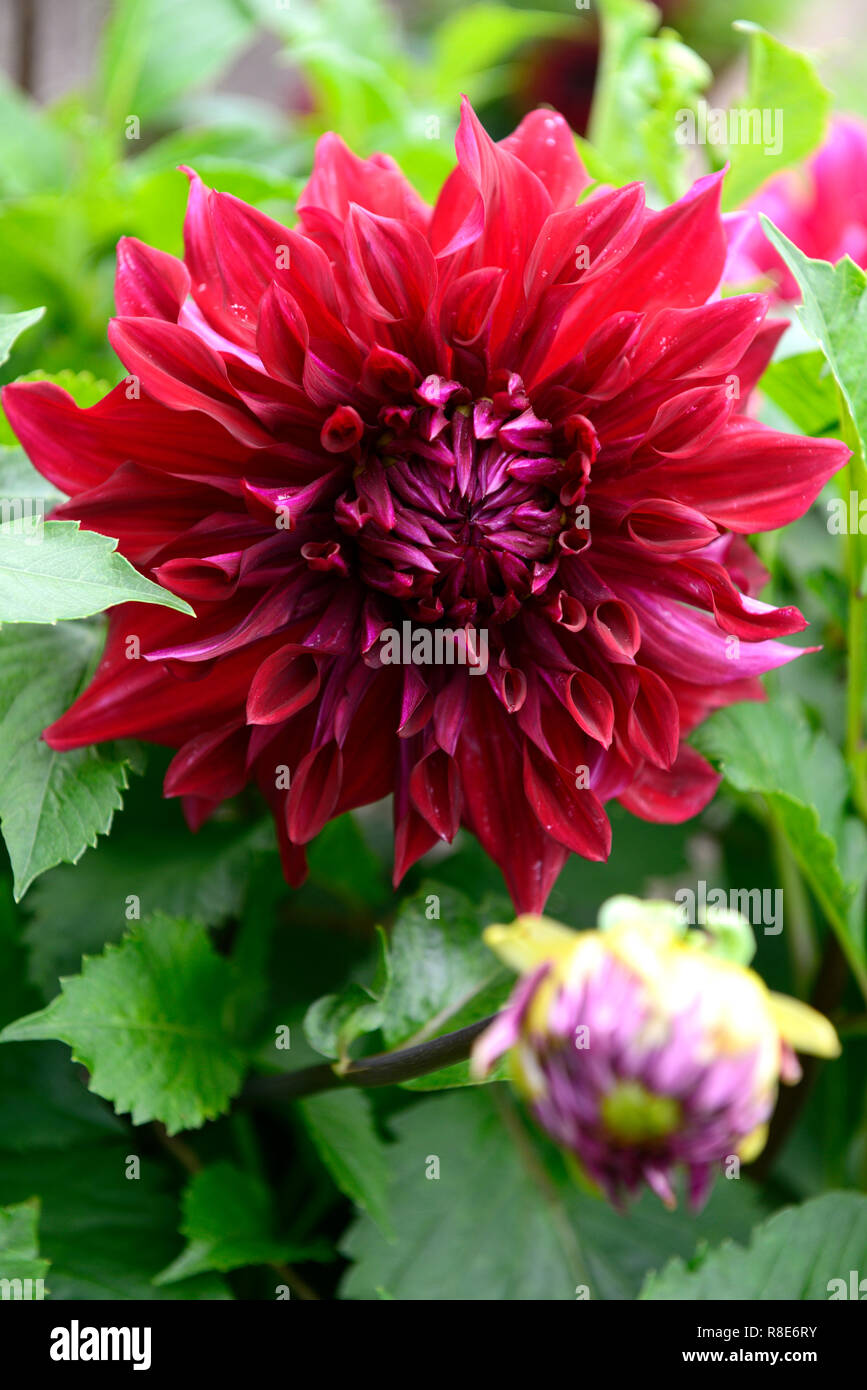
3,100,847,911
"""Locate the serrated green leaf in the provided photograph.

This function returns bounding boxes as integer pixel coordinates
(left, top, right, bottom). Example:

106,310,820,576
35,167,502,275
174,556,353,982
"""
302,884,511,1085
722,25,830,209
297,1090,392,1236
0,1200,50,1292
0,307,44,368
155,1162,327,1284
23,783,268,997
641,1191,867,1299
340,1089,769,1300
760,224,867,460
0,914,247,1134
692,700,866,982
0,624,136,900
0,519,193,623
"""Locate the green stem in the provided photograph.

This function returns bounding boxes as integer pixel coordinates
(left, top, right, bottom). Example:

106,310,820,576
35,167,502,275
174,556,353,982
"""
242,1015,496,1105
769,819,816,993
836,386,867,820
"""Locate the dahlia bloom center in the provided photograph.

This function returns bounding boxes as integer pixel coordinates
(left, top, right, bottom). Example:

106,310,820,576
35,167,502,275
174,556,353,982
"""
330,370,591,625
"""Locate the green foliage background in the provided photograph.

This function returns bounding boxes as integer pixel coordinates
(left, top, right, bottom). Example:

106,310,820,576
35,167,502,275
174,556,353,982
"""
1,0,867,1301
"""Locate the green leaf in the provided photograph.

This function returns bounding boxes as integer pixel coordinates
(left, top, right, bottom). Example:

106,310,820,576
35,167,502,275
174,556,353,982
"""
759,350,840,439
0,1200,50,1292
306,814,391,916
297,1090,392,1236
432,5,574,105
722,25,830,209
0,907,226,1298
0,81,69,198
587,0,711,203
22,782,268,996
760,224,867,460
340,1089,769,1300
377,884,512,1088
304,983,384,1063
155,1162,326,1284
0,914,248,1134
0,307,44,368
99,0,255,130
0,519,193,623
0,1143,228,1299
0,444,65,508
692,700,866,981
302,883,512,1086
0,880,124,1150
641,1191,867,1299
0,624,136,900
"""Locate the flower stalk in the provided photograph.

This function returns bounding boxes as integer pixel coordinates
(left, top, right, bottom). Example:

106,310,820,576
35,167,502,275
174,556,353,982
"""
242,1015,496,1105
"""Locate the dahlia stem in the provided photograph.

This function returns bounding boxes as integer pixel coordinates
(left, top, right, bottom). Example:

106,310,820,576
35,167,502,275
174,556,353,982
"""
836,386,867,821
242,1015,496,1104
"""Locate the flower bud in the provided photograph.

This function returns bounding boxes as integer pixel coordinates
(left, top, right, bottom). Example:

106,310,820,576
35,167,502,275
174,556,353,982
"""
472,898,840,1209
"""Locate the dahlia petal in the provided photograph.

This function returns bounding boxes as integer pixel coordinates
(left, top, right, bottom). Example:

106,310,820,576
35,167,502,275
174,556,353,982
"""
560,668,615,747
256,283,309,385
625,498,719,554
522,184,645,307
440,266,506,348
163,721,248,800
590,598,641,660
52,462,227,563
637,294,769,381
393,802,440,883
108,317,271,447
523,741,611,859
247,645,321,725
409,748,461,841
626,667,680,770
115,237,190,321
44,607,266,748
344,204,437,323
287,741,343,843
638,419,849,532
625,592,812,683
617,744,720,822
431,96,552,270
501,107,591,210
298,134,430,232
433,670,470,756
580,171,728,329
643,386,733,459
459,685,568,912
152,551,242,602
